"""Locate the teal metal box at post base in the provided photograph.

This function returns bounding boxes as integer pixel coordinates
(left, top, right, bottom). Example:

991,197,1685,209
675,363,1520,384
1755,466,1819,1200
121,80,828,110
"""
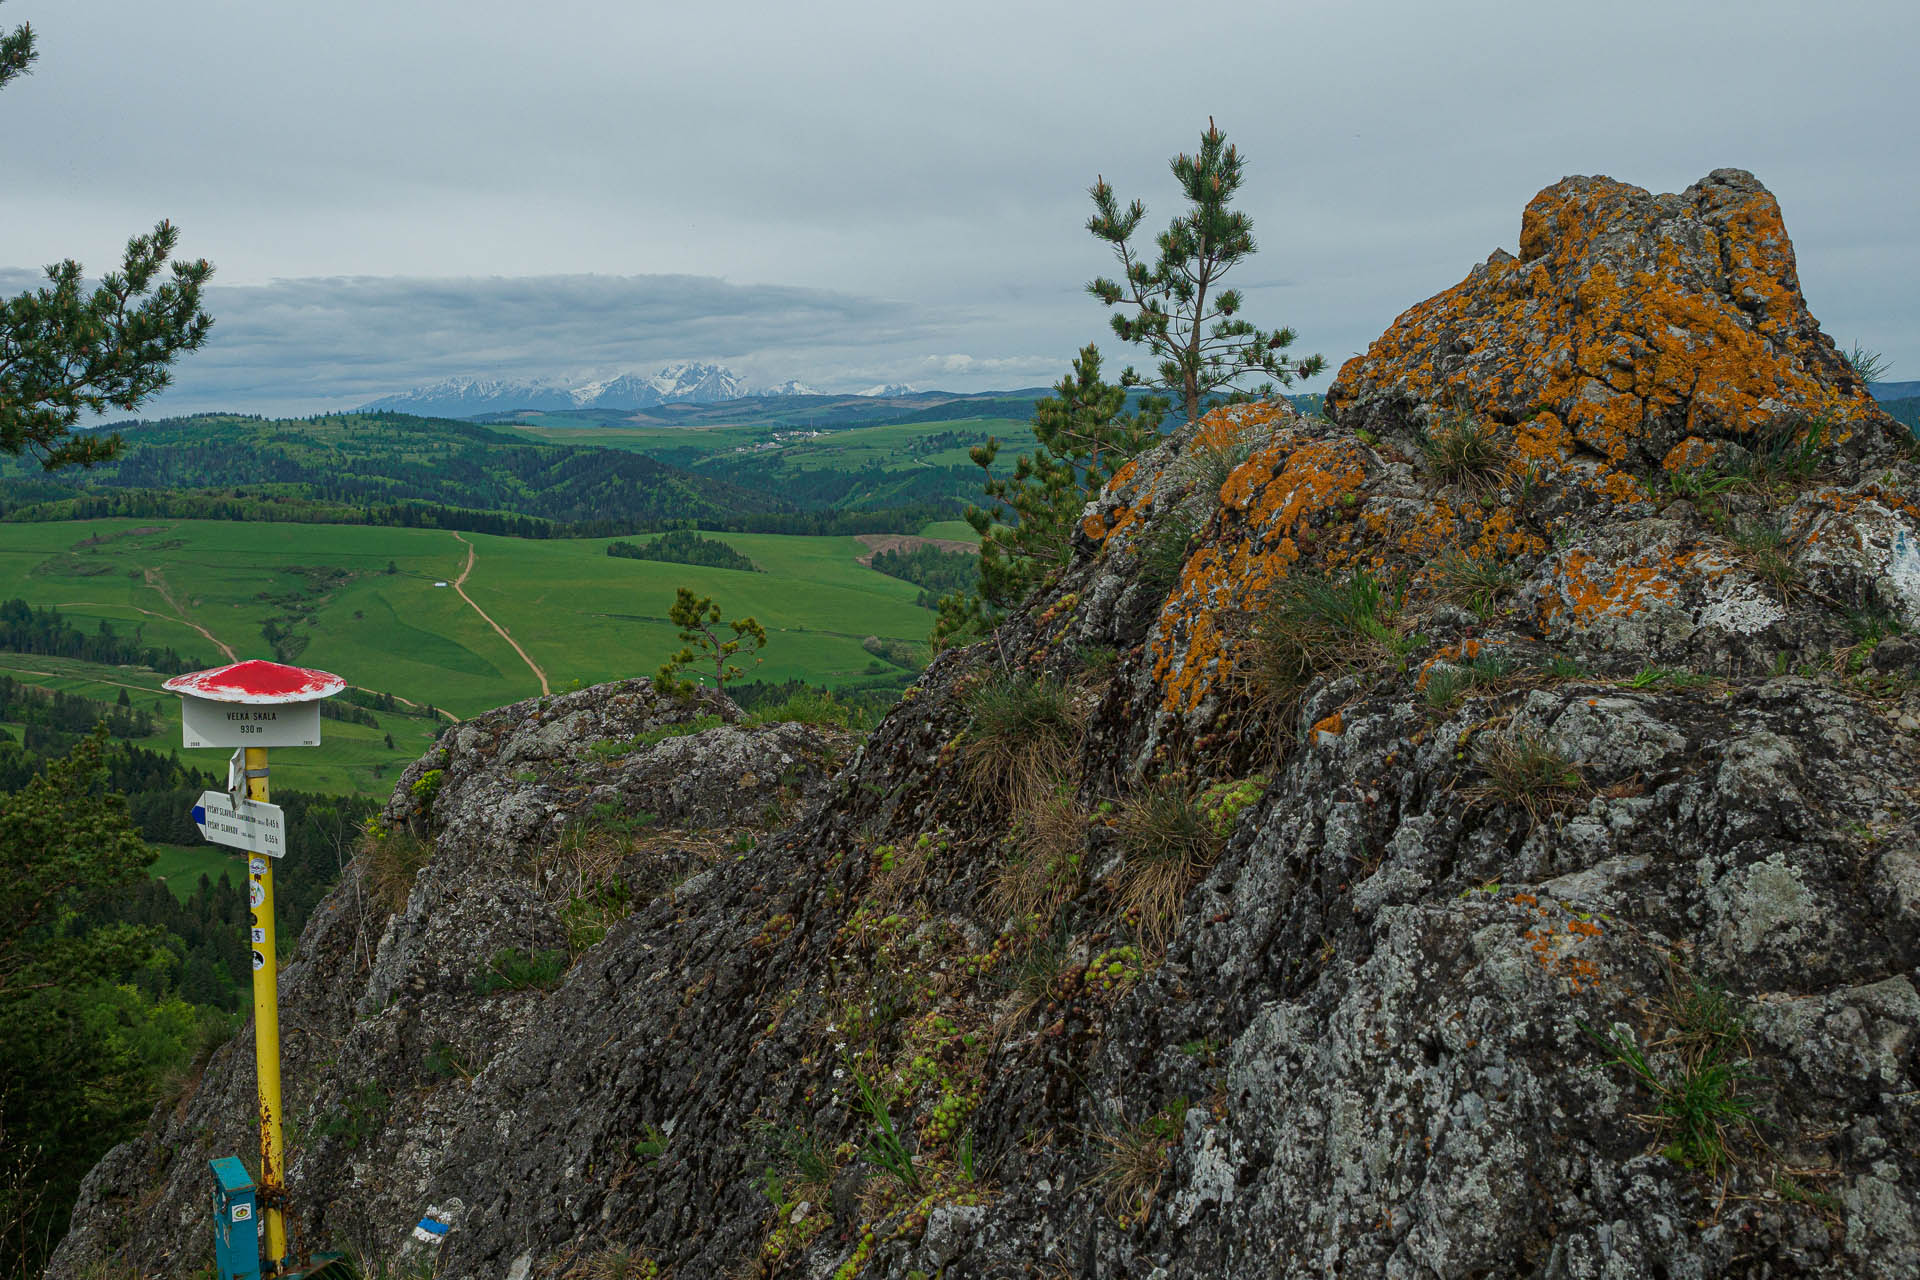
211,1157,261,1280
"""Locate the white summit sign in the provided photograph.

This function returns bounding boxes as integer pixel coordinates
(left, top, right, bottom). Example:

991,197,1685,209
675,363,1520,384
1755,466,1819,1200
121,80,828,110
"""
165,659,345,749
181,697,321,749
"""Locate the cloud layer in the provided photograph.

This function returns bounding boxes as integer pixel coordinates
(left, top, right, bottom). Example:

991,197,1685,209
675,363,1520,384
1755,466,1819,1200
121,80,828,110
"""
3,0,1914,416
0,267,1074,414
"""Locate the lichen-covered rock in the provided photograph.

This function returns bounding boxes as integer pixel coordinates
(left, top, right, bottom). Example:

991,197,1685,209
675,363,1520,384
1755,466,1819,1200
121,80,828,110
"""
1326,169,1897,473
52,173,1920,1280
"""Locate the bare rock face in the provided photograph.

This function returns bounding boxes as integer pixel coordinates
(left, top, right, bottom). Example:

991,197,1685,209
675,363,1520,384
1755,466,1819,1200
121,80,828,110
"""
48,682,854,1279
52,176,1920,1280
1327,169,1896,473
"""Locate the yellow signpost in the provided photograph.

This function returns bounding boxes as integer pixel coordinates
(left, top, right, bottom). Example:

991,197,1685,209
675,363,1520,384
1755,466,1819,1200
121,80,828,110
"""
169,660,346,1279
245,745,288,1264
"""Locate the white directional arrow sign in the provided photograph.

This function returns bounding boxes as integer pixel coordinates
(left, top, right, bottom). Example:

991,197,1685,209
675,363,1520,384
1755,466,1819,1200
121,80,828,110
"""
192,791,286,858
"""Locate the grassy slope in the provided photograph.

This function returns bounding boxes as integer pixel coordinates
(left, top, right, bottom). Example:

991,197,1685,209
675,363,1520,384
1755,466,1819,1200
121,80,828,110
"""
148,842,245,900
0,650,444,797
0,517,933,725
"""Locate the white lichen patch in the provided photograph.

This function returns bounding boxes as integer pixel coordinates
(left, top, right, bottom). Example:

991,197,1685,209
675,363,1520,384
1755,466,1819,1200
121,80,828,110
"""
1696,564,1788,635
1171,1112,1239,1228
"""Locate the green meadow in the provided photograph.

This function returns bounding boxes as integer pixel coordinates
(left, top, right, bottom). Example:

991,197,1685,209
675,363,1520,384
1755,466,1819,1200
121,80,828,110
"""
0,518,943,771
147,842,246,900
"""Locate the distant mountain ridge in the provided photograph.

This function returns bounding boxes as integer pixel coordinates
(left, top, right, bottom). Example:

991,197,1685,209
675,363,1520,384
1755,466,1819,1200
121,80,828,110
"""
361,362,757,417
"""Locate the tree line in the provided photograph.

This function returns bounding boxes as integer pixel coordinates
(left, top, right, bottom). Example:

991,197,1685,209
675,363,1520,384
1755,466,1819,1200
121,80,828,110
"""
0,598,203,674
608,529,761,573
868,543,980,609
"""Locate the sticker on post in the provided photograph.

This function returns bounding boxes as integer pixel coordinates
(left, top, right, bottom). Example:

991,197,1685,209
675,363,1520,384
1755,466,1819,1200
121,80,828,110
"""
251,949,266,971
251,927,265,945
250,856,267,875
232,1204,252,1222
249,883,265,909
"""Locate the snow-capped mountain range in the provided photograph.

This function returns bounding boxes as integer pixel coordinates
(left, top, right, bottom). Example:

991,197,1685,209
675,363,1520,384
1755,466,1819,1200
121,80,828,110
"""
358,364,880,416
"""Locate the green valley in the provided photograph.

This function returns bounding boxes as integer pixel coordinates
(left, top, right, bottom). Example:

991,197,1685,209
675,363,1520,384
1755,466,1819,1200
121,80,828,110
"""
0,518,952,795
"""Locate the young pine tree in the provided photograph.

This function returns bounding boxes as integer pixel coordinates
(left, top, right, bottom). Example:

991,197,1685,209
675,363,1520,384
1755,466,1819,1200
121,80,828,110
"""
0,5,214,470
933,346,1163,648
1086,118,1323,424
655,588,768,695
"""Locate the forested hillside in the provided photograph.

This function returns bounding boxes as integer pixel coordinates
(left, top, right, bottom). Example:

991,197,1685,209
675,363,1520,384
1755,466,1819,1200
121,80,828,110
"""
0,413,773,530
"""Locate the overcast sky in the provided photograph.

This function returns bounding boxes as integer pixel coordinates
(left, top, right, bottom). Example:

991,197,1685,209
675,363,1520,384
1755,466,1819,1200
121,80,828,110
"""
2,0,1914,415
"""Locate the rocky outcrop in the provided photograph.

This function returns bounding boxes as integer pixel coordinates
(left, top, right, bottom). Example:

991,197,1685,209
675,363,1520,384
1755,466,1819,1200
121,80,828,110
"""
53,174,1920,1279
1328,169,1894,474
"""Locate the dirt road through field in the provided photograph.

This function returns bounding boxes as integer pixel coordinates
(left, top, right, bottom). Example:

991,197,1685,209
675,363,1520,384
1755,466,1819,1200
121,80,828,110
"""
58,591,238,664
450,532,550,696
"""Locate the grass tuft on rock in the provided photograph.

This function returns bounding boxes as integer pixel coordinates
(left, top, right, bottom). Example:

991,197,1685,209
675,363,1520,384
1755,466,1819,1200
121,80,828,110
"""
1418,413,1505,490
961,672,1082,804
362,826,433,915
1586,969,1760,1176
1248,568,1404,711
1087,1099,1186,1219
1115,781,1224,950
1471,728,1583,826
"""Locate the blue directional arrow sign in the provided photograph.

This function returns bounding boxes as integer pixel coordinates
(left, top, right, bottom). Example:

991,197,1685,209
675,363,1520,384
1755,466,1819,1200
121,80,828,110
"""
192,790,286,858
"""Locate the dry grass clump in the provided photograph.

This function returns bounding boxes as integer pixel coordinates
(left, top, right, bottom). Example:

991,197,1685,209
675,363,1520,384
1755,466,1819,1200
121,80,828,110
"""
989,786,1088,930
994,926,1074,1034
1087,1101,1185,1218
1725,520,1802,601
1115,781,1225,950
362,828,433,915
1418,413,1505,490
961,672,1083,805
1469,728,1584,826
562,1247,661,1280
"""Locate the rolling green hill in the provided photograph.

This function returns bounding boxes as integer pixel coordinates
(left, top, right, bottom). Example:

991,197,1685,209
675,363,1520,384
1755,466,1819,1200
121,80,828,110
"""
0,519,937,731
0,412,777,531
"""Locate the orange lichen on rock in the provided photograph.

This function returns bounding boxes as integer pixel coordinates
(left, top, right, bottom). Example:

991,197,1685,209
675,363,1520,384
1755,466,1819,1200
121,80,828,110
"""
1148,428,1370,716
1536,546,1700,633
1326,169,1899,472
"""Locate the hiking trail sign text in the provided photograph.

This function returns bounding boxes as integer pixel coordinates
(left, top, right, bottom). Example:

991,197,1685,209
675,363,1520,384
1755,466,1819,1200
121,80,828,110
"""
181,698,320,749
192,791,287,858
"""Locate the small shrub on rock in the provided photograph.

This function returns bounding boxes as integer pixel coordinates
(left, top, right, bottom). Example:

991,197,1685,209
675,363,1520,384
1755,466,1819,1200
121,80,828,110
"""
744,688,861,730
469,946,568,996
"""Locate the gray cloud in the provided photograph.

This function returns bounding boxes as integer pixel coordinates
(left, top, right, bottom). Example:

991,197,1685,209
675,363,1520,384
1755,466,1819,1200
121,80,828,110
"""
0,268,1003,414
2,0,1915,416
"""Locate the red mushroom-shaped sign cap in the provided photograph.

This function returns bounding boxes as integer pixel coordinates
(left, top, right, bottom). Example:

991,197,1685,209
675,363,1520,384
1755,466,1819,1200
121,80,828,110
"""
163,659,347,705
